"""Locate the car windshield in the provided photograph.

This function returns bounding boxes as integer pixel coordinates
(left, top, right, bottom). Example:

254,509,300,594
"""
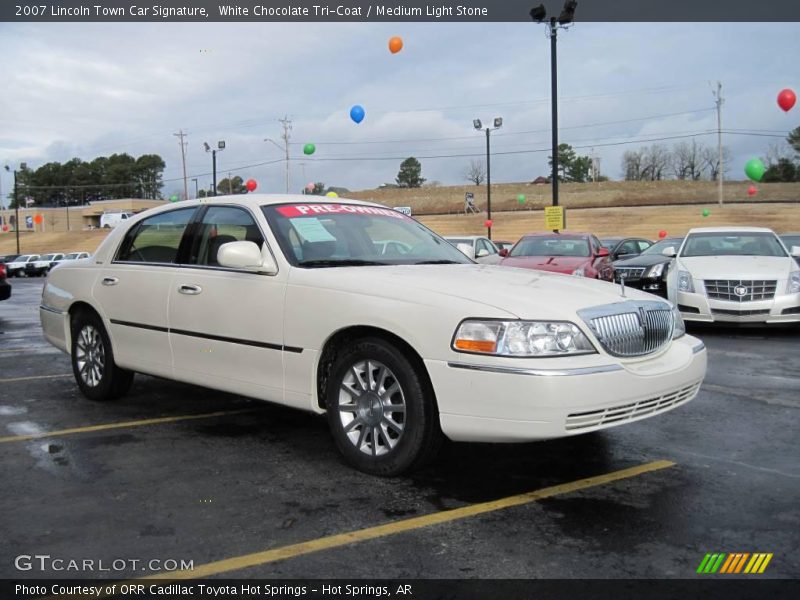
509,237,590,258
642,239,683,256
263,202,473,267
781,235,800,248
63,253,81,260
16,255,32,262
681,232,787,257
41,254,57,261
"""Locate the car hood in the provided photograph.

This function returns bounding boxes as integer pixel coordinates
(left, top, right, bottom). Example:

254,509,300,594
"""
678,255,794,279
614,254,670,268
290,263,654,320
499,255,589,273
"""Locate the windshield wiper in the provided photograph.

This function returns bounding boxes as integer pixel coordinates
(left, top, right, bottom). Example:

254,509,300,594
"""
297,259,389,268
413,259,463,265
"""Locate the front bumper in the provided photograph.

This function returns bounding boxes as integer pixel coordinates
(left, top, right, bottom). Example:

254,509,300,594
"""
677,289,800,324
614,275,667,297
427,335,706,443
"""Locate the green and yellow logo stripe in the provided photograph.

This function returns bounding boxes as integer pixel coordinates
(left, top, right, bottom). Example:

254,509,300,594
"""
697,552,773,574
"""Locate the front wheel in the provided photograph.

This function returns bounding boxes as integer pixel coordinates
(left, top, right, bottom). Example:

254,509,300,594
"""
325,338,442,476
70,310,134,401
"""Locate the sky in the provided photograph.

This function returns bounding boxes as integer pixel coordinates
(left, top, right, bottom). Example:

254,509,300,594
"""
0,20,798,205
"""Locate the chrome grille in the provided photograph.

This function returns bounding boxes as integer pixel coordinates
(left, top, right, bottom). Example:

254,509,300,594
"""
711,308,770,317
615,267,646,281
566,381,702,431
578,300,674,358
704,279,776,302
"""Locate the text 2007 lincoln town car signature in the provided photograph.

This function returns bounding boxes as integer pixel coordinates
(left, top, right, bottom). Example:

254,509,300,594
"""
40,195,707,475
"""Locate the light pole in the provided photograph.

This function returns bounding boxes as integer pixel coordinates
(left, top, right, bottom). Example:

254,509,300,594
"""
5,163,26,254
204,141,225,196
531,1,577,210
473,117,503,240
191,178,198,199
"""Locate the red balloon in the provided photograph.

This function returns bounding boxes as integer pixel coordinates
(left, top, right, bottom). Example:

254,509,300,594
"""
245,179,257,192
1,225,8,232
484,219,493,228
658,230,667,239
777,88,796,112
748,185,757,197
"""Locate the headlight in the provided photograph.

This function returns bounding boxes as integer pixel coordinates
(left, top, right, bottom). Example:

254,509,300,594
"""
453,320,596,357
572,266,586,277
646,263,665,278
678,270,694,293
672,305,685,339
788,271,800,294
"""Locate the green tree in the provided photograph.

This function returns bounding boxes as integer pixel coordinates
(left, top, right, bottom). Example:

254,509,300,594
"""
762,158,797,183
788,126,800,156
547,143,591,182
396,157,425,188
216,175,246,195
134,154,166,199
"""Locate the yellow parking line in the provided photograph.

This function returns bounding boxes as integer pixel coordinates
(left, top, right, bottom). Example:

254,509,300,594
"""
0,373,72,383
0,408,258,444
138,459,676,580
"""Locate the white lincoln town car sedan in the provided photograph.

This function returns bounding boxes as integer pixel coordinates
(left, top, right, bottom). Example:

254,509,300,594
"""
40,195,707,475
666,227,800,324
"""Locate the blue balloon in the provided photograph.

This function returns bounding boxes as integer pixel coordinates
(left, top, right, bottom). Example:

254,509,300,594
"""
350,104,365,124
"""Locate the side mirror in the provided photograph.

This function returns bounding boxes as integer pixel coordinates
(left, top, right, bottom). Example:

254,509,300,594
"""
456,243,476,260
596,247,610,257
661,246,677,258
218,241,278,274
476,248,489,258
791,245,800,257
498,248,509,257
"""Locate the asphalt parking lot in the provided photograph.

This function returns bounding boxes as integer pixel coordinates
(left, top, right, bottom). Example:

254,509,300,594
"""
1,278,799,580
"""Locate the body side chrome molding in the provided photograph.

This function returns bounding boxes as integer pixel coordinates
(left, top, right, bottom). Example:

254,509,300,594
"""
446,361,623,377
39,304,66,316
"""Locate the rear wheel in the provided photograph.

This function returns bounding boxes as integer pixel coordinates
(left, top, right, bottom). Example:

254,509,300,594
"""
70,310,134,401
325,338,442,476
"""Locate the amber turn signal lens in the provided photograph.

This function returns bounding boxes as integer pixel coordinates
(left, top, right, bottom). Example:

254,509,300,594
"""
454,339,497,353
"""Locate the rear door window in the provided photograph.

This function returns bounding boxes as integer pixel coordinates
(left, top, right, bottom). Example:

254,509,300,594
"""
116,208,196,264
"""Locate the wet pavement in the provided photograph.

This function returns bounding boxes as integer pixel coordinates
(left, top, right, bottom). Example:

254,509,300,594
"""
1,279,798,579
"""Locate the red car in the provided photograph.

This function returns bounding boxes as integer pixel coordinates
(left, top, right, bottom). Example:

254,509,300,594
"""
499,232,614,280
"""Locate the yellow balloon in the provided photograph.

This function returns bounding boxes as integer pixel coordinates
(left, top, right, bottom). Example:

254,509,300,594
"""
326,191,338,198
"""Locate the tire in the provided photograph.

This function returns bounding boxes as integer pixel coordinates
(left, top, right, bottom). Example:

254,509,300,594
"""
70,309,134,401
325,338,443,476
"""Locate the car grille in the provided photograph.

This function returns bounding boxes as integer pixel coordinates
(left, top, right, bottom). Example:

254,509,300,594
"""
565,381,702,431
711,309,771,317
615,267,646,281
704,279,776,302
577,300,674,358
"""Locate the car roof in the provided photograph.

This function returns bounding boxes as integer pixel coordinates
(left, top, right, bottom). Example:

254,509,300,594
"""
444,235,483,240
520,231,591,238
686,226,776,234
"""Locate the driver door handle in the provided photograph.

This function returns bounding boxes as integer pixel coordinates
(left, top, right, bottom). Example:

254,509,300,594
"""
101,277,118,286
179,284,202,295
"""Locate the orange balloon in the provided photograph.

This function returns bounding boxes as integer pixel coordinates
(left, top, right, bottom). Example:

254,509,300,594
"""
34,214,43,224
388,36,403,54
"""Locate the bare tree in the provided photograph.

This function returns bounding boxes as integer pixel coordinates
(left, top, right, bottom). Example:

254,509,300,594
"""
672,140,704,181
765,141,794,167
641,144,670,181
45,211,58,232
621,149,645,181
464,159,486,186
700,145,732,181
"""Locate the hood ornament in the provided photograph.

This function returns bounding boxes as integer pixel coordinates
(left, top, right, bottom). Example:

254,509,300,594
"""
619,272,626,297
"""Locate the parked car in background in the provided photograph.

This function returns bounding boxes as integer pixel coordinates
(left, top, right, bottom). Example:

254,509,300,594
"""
780,233,800,266
39,194,706,476
5,254,41,277
493,240,515,256
50,251,91,270
0,254,20,265
100,212,134,228
500,232,614,280
613,237,684,298
0,262,10,301
444,235,503,264
666,227,800,324
600,237,654,261
26,253,65,277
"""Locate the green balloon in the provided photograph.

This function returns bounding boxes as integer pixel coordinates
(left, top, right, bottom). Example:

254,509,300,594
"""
517,194,526,204
303,143,316,156
702,209,710,217
744,158,766,182
169,194,179,202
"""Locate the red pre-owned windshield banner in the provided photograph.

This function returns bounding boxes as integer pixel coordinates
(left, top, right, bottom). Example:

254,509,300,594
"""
276,204,408,219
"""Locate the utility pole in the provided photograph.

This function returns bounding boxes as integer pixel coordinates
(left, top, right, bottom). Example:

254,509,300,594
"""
712,81,724,206
174,130,189,201
228,172,233,194
279,115,292,193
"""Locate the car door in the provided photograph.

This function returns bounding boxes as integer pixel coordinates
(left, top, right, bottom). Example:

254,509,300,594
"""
168,204,287,404
92,206,197,378
591,236,613,279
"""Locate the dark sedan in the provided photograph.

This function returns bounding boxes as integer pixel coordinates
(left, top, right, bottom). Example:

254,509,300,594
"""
612,237,684,297
600,237,654,261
